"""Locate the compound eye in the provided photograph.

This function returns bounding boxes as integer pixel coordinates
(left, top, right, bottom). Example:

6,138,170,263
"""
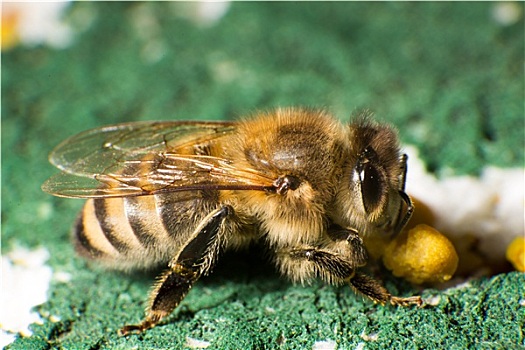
356,147,384,214
359,163,383,213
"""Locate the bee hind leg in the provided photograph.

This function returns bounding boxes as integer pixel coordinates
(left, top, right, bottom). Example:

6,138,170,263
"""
118,205,233,336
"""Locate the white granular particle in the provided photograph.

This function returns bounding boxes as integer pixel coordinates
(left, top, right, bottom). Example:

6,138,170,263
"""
425,295,442,306
1,246,53,347
53,271,72,283
185,337,211,349
360,329,379,341
170,2,231,27
195,2,231,26
2,2,74,49
404,145,524,263
312,339,337,350
492,2,523,26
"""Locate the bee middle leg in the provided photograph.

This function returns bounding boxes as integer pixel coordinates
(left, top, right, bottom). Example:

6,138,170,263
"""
285,247,422,306
119,205,233,336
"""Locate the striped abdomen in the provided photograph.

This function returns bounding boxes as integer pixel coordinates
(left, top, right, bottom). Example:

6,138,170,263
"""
74,192,217,271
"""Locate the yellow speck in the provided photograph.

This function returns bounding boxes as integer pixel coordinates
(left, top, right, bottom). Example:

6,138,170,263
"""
1,10,20,51
506,237,525,272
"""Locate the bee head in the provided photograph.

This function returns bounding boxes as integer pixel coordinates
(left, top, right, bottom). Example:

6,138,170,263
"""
334,116,412,237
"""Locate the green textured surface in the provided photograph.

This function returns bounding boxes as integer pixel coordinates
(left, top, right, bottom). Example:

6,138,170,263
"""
2,2,524,349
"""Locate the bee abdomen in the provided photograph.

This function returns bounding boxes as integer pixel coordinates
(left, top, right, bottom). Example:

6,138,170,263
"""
74,196,176,269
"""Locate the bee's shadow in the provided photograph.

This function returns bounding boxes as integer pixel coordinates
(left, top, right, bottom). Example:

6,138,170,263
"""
113,246,286,291
203,247,286,290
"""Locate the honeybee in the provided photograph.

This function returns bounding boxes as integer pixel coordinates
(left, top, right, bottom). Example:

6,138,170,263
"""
42,107,422,335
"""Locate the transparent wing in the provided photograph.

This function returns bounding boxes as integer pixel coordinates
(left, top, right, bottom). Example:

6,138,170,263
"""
42,121,275,198
48,121,235,175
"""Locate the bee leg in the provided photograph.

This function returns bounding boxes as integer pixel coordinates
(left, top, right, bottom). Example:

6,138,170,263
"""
348,272,422,306
287,248,422,306
118,205,232,336
287,247,356,283
326,225,368,267
325,226,421,306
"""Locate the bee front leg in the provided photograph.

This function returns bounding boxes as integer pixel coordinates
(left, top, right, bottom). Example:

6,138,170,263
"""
285,247,422,307
119,205,233,336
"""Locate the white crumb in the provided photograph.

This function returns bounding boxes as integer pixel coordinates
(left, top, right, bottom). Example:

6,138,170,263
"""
312,340,337,350
2,2,74,49
404,145,524,263
185,337,211,349
425,295,442,306
53,271,72,283
49,315,61,323
170,2,231,27
195,2,231,26
265,306,276,314
492,2,523,26
360,329,379,341
1,246,53,347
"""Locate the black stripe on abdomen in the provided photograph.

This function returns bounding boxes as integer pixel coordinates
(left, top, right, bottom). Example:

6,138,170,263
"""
93,198,134,254
74,213,106,259
124,196,162,247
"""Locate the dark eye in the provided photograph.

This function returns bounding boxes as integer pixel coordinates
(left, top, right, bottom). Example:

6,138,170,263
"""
359,162,383,213
356,147,384,213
